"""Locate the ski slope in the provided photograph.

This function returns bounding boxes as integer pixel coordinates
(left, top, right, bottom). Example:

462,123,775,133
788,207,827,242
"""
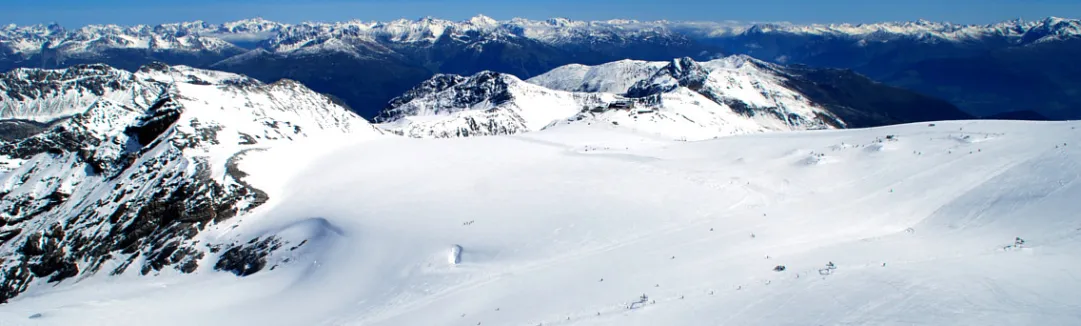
2,120,1080,325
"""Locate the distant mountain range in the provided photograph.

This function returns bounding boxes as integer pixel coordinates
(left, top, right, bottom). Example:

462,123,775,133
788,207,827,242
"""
2,16,1079,119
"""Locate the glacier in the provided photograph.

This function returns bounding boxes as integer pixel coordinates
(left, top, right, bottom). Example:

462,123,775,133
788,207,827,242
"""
0,117,1078,325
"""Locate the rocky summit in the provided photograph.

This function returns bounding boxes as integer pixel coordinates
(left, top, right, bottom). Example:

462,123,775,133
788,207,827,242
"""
0,63,380,303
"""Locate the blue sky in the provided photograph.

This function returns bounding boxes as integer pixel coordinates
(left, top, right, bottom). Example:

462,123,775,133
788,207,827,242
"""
3,0,1079,27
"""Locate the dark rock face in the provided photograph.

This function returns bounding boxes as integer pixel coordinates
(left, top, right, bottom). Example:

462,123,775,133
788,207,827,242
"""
378,74,469,120
1,64,134,101
125,97,182,146
0,99,236,302
377,71,517,123
214,237,283,277
0,119,55,142
626,57,714,98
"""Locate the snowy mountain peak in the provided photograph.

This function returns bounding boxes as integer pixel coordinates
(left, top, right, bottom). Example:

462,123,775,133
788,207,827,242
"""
217,17,286,33
527,59,668,94
544,17,573,27
626,55,770,99
377,70,524,123
0,63,381,303
668,57,699,74
1042,16,1069,25
379,55,968,140
377,69,616,138
468,14,499,27
378,55,837,140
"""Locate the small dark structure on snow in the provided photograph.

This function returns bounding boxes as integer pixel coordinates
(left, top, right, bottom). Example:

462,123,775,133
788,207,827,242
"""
608,101,635,110
773,265,786,272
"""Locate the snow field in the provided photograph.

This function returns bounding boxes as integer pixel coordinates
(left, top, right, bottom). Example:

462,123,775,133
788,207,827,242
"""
1,120,1079,325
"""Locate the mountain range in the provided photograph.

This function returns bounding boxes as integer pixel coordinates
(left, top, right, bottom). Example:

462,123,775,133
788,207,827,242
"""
377,56,969,140
2,16,1079,119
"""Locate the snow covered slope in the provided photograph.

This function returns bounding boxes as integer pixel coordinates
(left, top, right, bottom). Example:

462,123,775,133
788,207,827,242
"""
527,59,669,94
0,63,381,303
0,65,153,122
380,55,967,140
1,119,1078,325
548,56,845,137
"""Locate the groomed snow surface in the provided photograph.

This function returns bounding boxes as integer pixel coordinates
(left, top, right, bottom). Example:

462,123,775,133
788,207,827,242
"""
3,120,1080,325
